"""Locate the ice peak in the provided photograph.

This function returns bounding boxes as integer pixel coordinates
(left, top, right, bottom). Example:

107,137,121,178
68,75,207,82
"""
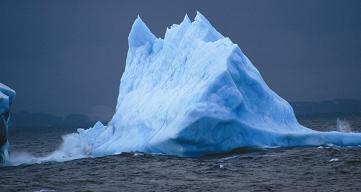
192,11,223,42
128,16,156,48
194,11,212,27
182,14,191,25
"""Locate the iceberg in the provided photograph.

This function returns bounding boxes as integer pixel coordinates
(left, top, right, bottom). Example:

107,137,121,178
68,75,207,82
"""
15,12,361,163
0,83,15,163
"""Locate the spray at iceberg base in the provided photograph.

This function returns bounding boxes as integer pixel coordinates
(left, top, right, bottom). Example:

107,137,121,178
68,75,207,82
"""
10,12,361,164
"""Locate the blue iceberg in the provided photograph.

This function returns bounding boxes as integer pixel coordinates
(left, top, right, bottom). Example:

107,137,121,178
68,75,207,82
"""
23,12,361,162
0,83,16,163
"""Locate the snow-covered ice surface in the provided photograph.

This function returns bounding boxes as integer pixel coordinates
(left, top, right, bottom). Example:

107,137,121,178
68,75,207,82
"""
0,83,16,164
10,12,361,164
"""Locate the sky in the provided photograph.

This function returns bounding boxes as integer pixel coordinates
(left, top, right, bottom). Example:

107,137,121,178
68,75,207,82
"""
0,0,360,119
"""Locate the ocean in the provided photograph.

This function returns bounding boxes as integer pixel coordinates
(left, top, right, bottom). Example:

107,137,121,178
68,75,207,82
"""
1,115,361,192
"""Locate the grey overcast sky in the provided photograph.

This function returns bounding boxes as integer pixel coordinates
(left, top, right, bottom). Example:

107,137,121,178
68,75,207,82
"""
0,0,360,118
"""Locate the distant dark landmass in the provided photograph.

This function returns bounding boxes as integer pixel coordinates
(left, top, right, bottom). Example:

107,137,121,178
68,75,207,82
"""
9,112,104,132
8,99,361,131
291,99,361,117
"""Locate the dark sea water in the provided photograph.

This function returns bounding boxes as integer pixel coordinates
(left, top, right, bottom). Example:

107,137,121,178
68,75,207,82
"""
1,115,361,192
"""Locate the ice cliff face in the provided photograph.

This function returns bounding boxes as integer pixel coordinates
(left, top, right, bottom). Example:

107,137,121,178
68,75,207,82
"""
38,12,361,162
0,83,15,163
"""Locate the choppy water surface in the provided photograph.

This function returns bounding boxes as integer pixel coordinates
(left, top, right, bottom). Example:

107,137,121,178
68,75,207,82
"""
1,115,361,192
